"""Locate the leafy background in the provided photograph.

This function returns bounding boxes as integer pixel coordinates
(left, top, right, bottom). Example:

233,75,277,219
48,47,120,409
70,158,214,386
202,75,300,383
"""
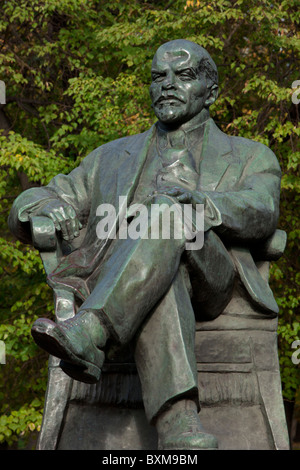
0,0,299,448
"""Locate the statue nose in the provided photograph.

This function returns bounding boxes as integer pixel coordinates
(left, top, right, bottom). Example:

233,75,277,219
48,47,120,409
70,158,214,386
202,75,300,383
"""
164,82,175,90
162,73,176,89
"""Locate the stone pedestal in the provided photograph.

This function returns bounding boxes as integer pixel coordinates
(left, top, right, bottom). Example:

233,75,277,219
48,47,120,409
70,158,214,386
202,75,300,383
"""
37,283,290,450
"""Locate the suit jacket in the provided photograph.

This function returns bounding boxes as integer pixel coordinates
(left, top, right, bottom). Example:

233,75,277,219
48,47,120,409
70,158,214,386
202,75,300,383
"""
8,118,282,315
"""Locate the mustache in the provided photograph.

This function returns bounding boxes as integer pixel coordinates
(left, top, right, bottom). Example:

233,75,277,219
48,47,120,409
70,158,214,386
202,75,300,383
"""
154,94,186,105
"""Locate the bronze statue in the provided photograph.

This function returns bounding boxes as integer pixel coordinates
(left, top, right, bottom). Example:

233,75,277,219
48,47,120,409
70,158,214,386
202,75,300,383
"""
8,40,282,450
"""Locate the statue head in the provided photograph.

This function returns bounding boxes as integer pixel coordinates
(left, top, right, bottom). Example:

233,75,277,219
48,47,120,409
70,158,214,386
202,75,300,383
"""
150,39,218,127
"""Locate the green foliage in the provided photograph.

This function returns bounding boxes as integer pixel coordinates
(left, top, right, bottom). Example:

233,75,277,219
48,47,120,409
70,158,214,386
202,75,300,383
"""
0,0,299,446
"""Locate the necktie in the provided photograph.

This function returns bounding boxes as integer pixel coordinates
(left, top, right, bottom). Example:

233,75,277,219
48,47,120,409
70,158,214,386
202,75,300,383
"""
156,129,198,191
158,129,196,171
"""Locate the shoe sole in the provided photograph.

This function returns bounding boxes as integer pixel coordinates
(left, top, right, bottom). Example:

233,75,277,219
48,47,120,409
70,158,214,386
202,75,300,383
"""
31,322,104,384
59,359,102,384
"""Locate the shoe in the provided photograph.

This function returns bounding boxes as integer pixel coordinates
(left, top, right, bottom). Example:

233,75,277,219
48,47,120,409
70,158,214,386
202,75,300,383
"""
156,399,218,450
31,311,107,383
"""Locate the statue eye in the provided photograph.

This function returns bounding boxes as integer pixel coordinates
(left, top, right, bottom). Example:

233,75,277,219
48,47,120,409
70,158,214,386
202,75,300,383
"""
178,70,195,80
152,73,165,82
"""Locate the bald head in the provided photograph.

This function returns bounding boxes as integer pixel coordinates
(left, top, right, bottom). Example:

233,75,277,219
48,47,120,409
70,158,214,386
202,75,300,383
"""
152,40,218,87
150,40,219,127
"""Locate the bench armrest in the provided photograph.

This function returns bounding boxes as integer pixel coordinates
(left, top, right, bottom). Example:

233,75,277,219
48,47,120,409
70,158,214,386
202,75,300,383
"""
30,216,57,251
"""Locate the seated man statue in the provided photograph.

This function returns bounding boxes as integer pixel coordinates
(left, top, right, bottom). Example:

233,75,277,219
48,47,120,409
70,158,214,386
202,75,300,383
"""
8,39,282,450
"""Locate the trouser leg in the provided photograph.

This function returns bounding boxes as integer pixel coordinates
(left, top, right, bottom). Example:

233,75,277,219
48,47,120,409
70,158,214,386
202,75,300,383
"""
134,264,199,423
80,203,235,344
79,196,187,344
186,229,235,320
132,231,235,423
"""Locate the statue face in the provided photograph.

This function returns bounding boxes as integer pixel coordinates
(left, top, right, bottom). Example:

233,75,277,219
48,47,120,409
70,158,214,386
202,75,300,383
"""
150,44,210,126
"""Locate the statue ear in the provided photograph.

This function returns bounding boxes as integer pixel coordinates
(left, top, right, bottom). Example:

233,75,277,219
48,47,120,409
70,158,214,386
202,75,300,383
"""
205,84,218,107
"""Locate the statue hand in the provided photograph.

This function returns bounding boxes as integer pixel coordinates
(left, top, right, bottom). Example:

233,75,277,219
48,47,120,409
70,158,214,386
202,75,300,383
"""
159,186,206,206
36,200,82,241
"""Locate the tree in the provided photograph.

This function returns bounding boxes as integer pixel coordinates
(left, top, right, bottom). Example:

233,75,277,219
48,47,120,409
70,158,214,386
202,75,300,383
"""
0,0,299,447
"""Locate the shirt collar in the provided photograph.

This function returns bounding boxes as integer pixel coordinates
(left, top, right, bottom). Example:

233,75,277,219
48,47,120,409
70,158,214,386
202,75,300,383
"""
156,118,208,150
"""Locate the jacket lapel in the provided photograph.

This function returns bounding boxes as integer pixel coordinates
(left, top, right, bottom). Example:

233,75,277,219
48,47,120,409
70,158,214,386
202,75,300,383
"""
197,119,232,191
113,125,156,221
115,125,155,204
